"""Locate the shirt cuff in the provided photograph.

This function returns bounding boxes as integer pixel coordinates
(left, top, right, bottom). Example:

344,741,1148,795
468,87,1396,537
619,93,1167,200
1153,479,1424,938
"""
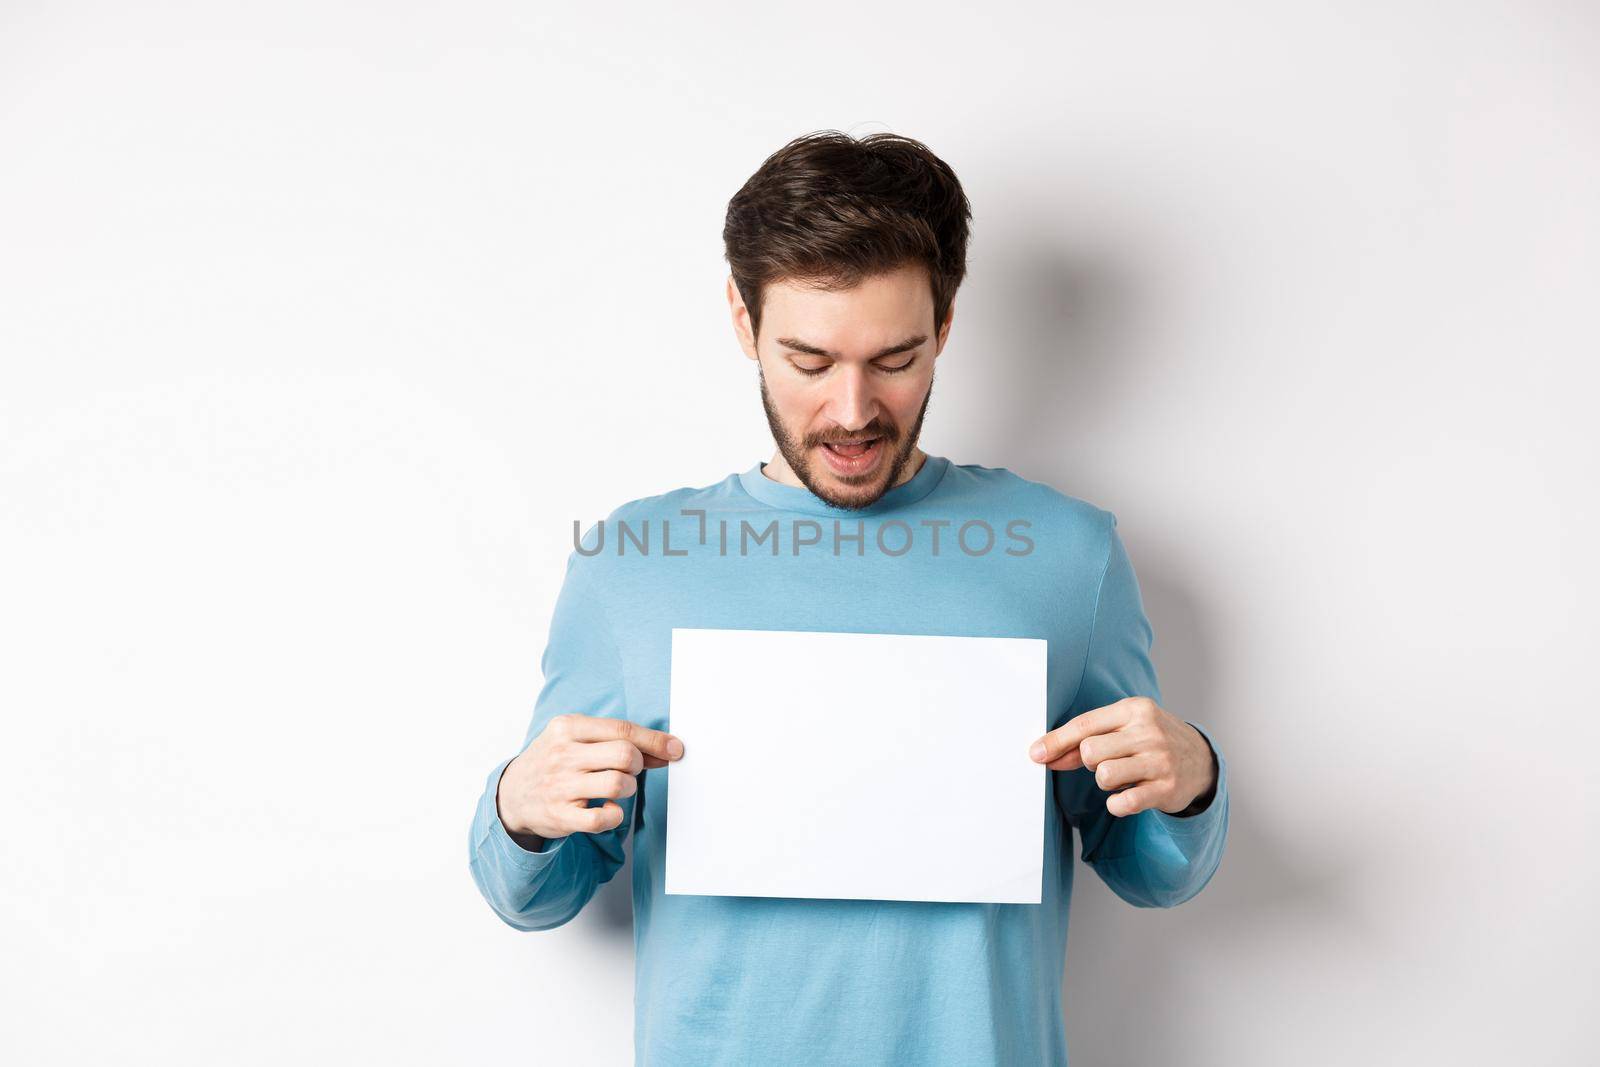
476,756,573,874
1149,720,1228,837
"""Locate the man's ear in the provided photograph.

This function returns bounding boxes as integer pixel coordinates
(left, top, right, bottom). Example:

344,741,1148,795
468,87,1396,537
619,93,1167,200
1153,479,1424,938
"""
727,275,758,361
935,299,956,356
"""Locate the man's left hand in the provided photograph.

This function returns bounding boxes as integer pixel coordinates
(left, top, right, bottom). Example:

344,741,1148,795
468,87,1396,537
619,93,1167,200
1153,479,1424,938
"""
1028,697,1217,818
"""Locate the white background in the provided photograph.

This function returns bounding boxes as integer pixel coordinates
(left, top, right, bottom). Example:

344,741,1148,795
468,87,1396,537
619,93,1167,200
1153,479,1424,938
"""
2,3,1595,1064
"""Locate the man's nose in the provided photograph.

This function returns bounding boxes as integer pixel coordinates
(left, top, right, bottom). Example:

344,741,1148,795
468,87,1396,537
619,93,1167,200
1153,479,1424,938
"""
824,363,878,432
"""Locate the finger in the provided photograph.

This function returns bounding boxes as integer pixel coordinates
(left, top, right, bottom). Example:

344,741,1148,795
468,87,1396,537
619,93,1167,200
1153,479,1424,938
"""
1091,753,1155,794
1106,784,1157,818
1030,700,1135,763
1077,728,1143,771
567,714,685,762
563,799,625,834
1045,748,1082,771
575,768,638,803
573,738,646,775
1044,738,1109,771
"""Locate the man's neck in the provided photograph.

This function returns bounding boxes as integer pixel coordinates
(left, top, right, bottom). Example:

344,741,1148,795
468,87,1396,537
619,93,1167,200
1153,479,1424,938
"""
762,446,928,491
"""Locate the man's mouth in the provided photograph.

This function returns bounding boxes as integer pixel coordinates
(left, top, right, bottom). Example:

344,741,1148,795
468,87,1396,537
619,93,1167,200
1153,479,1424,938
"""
824,437,879,457
818,435,886,475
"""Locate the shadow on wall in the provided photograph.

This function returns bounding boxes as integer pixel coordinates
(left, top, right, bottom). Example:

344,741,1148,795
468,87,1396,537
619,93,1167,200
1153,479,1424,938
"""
989,244,1353,1062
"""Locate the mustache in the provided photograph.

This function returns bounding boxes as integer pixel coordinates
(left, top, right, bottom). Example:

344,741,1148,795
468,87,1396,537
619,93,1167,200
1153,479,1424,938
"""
807,425,897,447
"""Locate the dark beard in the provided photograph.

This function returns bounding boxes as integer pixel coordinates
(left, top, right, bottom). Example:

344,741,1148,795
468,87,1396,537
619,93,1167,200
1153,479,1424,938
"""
756,362,935,511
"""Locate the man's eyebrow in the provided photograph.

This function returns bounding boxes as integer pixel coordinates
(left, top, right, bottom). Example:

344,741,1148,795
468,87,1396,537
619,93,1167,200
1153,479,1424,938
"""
775,335,928,359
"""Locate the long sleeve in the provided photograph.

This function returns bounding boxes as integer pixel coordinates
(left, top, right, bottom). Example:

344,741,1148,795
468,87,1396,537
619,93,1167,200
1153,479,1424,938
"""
467,542,635,931
1051,513,1231,908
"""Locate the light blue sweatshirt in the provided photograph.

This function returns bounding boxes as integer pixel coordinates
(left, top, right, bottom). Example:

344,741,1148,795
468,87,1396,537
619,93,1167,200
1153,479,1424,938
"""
468,454,1229,1065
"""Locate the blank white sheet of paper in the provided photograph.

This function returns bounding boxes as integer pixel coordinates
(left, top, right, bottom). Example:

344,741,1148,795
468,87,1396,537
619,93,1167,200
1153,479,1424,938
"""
664,627,1048,904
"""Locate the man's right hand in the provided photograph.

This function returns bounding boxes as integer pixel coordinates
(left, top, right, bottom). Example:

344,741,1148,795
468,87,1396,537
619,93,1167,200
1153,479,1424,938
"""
496,713,686,846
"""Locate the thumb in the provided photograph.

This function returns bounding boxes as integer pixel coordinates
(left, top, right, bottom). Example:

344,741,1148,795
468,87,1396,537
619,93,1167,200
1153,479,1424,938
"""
625,721,685,765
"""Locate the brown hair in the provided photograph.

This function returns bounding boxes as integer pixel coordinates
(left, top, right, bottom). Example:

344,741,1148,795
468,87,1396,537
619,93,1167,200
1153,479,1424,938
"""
723,130,973,342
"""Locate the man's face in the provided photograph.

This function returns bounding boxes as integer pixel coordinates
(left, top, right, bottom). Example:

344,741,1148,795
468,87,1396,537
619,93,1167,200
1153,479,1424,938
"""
730,262,951,510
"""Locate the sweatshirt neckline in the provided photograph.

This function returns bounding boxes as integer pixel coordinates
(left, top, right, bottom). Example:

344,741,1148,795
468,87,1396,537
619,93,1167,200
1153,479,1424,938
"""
736,453,951,517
